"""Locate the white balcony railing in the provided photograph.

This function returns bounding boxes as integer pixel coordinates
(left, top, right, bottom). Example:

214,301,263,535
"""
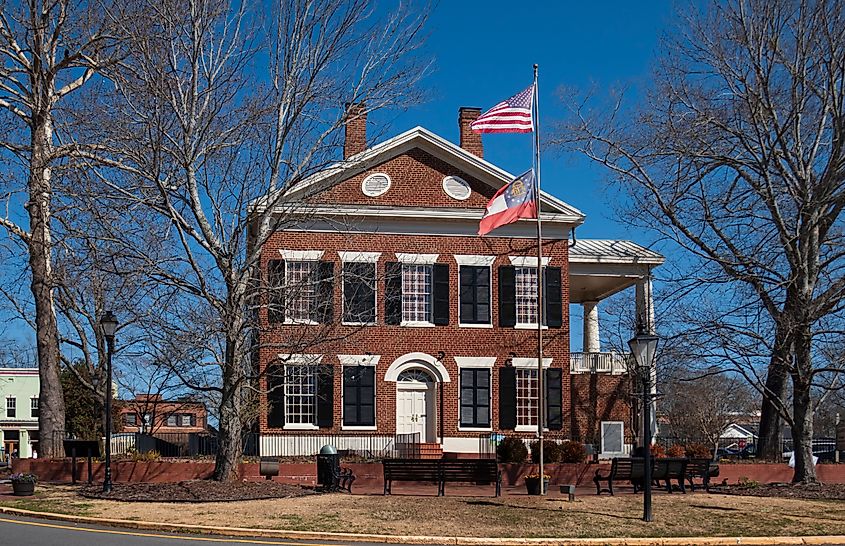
570,352,632,375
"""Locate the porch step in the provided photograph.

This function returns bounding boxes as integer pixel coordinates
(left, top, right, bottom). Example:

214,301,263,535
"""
418,443,443,460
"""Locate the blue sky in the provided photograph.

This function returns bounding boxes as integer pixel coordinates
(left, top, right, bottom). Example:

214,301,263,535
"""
375,0,674,241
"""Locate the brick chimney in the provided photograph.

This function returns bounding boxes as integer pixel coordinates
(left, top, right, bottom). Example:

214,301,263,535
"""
344,102,367,159
458,107,483,158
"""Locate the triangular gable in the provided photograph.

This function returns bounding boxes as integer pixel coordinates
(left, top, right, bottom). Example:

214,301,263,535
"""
267,126,585,222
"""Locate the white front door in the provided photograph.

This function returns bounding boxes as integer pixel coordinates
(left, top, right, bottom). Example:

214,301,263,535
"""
396,386,433,442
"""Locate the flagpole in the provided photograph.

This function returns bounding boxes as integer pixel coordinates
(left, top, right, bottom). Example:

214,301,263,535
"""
532,63,545,495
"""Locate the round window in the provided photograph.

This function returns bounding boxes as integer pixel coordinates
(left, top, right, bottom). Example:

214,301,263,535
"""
442,175,471,201
361,173,391,197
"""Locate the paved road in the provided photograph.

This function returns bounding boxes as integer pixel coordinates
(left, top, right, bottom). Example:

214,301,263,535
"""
0,514,440,546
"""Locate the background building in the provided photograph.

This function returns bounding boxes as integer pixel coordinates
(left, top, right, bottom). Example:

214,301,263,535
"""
0,368,39,459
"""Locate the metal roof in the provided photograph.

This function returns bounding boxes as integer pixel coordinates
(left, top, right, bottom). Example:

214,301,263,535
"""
569,239,664,265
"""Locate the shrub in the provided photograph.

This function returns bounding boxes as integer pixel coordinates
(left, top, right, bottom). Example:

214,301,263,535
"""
666,444,686,458
558,441,587,463
684,443,712,459
530,440,562,464
497,436,528,463
130,449,161,462
651,444,666,458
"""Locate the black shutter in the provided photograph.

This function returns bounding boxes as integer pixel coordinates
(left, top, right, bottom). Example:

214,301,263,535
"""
268,260,285,324
343,366,375,426
546,368,563,430
267,365,285,428
498,366,517,430
316,365,334,428
315,261,334,323
432,263,450,325
384,262,402,325
343,263,376,323
498,266,516,327
544,266,562,328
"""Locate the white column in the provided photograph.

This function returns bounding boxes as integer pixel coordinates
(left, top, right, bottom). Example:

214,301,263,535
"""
635,275,658,441
19,429,30,458
582,301,601,353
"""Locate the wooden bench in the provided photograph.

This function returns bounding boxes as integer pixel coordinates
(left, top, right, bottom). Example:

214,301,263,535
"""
594,457,645,495
383,459,442,495
686,458,719,492
652,457,687,493
439,459,501,497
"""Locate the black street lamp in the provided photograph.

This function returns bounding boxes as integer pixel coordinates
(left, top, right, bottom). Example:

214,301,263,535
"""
628,327,659,522
100,310,119,493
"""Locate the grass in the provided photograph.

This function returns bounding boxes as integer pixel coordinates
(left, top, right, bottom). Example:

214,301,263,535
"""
2,484,845,539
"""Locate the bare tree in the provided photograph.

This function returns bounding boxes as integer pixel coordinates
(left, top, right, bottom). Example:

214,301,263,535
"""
558,0,845,482
0,0,132,456
85,0,426,480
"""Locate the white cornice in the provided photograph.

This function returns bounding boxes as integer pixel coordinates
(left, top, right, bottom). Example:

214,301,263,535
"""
280,249,324,261
454,255,496,267
338,251,381,263
337,354,381,366
396,253,439,265
454,356,496,368
509,256,552,267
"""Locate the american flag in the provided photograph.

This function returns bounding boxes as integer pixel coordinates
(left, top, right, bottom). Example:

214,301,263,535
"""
471,84,534,133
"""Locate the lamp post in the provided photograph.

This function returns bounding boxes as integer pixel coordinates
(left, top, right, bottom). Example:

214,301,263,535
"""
628,327,659,522
100,311,119,493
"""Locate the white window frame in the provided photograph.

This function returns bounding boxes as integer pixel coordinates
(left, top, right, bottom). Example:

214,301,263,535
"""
340,254,379,326
515,368,539,432
442,175,472,201
283,259,319,325
167,414,178,427
340,359,378,431
6,396,16,419
180,414,193,427
456,359,494,432
30,397,38,418
400,263,434,326
457,261,493,328
361,173,392,197
283,364,319,430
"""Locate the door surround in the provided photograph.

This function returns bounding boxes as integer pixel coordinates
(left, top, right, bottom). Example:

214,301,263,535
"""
386,353,449,443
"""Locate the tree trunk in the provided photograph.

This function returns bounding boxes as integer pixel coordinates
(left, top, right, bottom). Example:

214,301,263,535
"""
30,113,66,458
757,326,790,461
791,330,817,484
213,338,245,481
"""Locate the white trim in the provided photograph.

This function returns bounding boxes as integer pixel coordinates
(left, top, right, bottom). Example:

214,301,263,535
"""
284,318,320,326
509,256,551,267
600,421,626,455
442,175,472,201
400,320,435,328
453,254,496,267
384,352,452,383
338,251,381,263
395,253,439,264
280,249,324,261
361,173,392,197
511,357,553,368
275,354,324,365
283,423,319,431
515,323,549,330
515,425,537,433
459,323,493,329
341,425,378,432
337,354,381,366
454,357,496,368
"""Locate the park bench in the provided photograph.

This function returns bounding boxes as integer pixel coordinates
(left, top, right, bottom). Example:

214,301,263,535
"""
382,459,442,495
593,457,645,495
652,457,687,493
439,459,501,497
685,458,719,492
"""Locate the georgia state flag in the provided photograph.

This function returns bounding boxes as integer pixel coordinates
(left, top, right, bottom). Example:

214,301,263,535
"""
478,169,537,236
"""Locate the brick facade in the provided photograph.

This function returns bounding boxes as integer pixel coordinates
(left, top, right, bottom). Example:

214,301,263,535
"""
257,121,633,454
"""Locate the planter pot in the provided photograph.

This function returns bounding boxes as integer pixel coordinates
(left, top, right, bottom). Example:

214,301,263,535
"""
525,477,549,495
12,482,35,496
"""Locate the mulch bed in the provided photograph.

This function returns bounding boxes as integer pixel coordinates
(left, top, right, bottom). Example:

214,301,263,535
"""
79,480,317,503
710,482,845,500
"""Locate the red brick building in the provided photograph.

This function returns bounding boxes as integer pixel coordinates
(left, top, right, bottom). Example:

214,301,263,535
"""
119,395,208,434
256,106,663,457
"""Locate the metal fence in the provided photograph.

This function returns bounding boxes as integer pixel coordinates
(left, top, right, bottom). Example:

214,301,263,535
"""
52,431,260,459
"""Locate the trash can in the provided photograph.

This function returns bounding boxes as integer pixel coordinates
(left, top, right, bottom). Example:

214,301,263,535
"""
316,444,340,491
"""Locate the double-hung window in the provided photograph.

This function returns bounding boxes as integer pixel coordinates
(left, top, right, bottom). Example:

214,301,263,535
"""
515,267,539,325
342,366,375,427
30,397,39,418
284,365,317,426
460,368,491,428
459,266,491,325
6,397,16,418
285,261,318,322
166,414,178,427
343,262,376,324
181,414,194,427
125,413,137,426
516,368,538,429
401,264,432,323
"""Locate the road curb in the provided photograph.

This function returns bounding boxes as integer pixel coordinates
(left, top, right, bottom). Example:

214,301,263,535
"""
1,505,844,545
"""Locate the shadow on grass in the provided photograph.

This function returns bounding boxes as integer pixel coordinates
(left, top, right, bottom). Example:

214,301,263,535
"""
462,499,641,521
689,504,740,512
